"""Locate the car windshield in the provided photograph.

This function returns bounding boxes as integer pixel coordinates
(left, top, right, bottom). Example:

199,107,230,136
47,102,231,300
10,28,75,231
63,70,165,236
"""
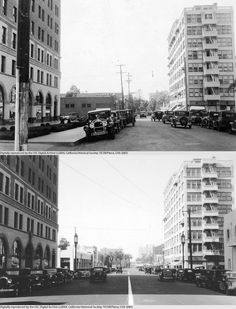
222,113,236,119
93,268,104,271
88,111,110,120
175,111,189,116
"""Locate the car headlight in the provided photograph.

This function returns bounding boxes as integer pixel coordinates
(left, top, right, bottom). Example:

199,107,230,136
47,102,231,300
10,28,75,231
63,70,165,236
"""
8,279,12,284
90,123,95,129
103,121,107,126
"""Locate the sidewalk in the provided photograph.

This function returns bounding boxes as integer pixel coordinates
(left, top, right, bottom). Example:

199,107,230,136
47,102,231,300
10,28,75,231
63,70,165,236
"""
0,126,86,151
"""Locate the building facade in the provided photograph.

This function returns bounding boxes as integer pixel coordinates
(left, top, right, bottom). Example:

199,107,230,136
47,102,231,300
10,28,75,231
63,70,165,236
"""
168,3,236,111
0,155,59,269
60,93,123,117
0,0,61,123
163,157,234,269
224,210,236,271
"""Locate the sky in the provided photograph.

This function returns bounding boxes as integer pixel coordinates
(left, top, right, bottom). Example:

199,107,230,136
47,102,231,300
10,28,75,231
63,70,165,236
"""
60,0,236,98
58,152,236,259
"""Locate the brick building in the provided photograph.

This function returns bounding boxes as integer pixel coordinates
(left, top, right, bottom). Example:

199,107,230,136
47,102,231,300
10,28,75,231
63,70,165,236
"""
0,0,61,123
0,155,59,270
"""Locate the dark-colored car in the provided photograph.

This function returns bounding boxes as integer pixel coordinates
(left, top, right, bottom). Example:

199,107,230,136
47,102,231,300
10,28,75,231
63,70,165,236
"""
111,110,122,133
157,268,176,281
50,271,65,286
195,269,214,288
140,111,147,118
0,269,32,297
201,112,220,129
155,111,164,122
145,267,152,274
162,111,174,124
218,271,236,295
212,111,236,131
124,109,136,126
229,119,236,134
57,268,73,283
171,111,192,128
30,269,51,289
116,266,123,274
191,110,206,125
90,267,107,282
84,108,115,140
177,269,195,282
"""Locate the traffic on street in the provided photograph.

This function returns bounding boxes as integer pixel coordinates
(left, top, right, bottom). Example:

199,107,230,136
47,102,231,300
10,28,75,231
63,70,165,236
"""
0,267,236,306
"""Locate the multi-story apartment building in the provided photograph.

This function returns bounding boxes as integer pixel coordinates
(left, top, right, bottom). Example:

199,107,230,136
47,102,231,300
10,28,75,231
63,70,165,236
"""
0,155,59,270
168,3,236,112
163,157,234,269
224,210,236,271
0,0,61,123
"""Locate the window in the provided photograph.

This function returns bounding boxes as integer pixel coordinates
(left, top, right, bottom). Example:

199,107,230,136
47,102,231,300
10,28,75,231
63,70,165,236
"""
19,214,23,230
13,6,17,22
1,26,7,44
31,0,35,12
31,21,35,35
11,60,16,76
4,207,9,225
14,212,18,229
2,0,7,15
12,32,17,49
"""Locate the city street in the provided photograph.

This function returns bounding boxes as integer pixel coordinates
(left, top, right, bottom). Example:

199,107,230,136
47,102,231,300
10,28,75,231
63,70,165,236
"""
0,268,236,306
49,118,236,152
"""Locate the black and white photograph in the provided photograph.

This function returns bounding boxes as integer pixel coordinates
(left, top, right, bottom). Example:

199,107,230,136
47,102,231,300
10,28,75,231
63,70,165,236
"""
0,0,236,308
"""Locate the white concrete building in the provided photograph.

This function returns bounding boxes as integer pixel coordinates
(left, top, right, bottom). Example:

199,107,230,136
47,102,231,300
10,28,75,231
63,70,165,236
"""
168,3,236,111
224,210,236,271
163,157,234,269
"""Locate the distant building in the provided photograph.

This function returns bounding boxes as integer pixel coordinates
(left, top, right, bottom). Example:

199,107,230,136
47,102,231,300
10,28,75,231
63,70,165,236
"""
60,93,122,117
163,157,234,269
0,0,61,123
224,210,236,271
0,155,59,270
168,3,236,111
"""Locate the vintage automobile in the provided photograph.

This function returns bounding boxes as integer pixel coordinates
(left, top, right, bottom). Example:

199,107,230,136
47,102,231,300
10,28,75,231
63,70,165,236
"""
60,112,80,123
190,110,206,125
229,118,236,134
50,270,65,286
124,109,136,126
201,111,220,129
90,267,107,282
154,111,164,122
195,269,214,288
171,111,192,128
111,110,122,133
218,271,236,295
176,269,195,282
57,268,73,283
0,268,32,297
157,268,176,281
212,111,236,131
30,269,51,289
193,266,205,283
140,111,147,118
84,108,116,140
116,266,123,274
162,111,174,124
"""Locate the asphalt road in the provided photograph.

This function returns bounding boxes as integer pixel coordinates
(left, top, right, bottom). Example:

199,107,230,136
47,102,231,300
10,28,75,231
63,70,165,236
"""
0,268,236,306
49,117,236,151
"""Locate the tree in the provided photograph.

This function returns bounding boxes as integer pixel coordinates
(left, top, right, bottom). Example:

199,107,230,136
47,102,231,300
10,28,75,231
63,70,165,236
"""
124,254,132,268
58,238,70,250
65,85,80,97
114,249,124,267
149,91,170,111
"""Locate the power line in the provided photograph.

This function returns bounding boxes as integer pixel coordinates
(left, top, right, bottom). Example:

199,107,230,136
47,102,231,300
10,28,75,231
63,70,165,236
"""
116,64,126,109
60,159,143,210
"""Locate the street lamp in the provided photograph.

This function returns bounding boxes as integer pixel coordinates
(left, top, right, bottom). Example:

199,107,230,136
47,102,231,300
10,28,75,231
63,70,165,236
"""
74,230,78,271
181,233,186,269
182,209,193,269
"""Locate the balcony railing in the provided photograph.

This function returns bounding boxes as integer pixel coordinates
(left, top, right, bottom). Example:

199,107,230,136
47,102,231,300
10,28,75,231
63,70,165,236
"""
203,54,219,62
203,234,220,242
204,80,220,88
203,222,219,230
204,68,219,75
203,196,219,204
204,94,221,101
203,249,220,256
202,29,218,37
202,42,218,50
202,17,217,25
202,170,218,178
202,209,219,217
202,183,218,191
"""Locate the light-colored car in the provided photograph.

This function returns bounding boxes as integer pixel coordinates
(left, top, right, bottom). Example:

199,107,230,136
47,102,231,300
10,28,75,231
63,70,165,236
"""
60,112,79,123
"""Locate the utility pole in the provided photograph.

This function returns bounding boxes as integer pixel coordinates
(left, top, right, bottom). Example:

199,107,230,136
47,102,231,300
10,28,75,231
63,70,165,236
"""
126,73,132,109
15,0,30,151
188,209,193,269
116,64,126,109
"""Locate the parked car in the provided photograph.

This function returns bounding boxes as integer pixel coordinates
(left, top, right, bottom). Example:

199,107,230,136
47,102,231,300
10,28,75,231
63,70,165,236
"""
30,269,51,289
90,267,107,282
111,110,122,133
201,112,220,129
157,268,176,281
212,111,236,132
218,271,236,295
195,269,214,288
171,111,192,128
57,268,73,283
162,111,174,124
84,108,115,140
154,111,164,122
50,271,65,286
191,110,206,125
116,266,123,274
60,112,80,123
208,269,228,291
140,111,147,118
145,267,152,274
0,269,32,297
229,118,236,134
124,109,136,126
177,268,195,282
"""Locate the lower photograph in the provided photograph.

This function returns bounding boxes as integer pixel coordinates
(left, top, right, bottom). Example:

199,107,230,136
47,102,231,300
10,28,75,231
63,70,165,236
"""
0,153,236,307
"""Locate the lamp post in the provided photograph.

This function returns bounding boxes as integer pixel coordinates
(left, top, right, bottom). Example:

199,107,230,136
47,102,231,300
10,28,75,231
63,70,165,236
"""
181,233,185,269
182,209,193,269
74,230,78,271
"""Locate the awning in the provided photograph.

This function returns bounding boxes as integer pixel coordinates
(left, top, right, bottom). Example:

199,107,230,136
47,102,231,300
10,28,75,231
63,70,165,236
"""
190,106,206,111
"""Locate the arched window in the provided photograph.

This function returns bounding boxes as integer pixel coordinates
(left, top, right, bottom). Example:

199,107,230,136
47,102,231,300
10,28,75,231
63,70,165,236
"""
10,86,16,103
12,240,22,268
0,238,7,269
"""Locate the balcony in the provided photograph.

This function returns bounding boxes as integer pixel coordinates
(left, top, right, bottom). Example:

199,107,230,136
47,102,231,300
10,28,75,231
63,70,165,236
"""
203,196,219,204
202,209,219,217
203,249,220,257
202,17,217,25
202,170,218,178
203,234,220,243
204,94,221,101
227,239,236,247
202,29,218,37
204,80,220,88
204,68,219,75
202,183,218,191
203,222,219,230
203,54,219,63
202,42,218,50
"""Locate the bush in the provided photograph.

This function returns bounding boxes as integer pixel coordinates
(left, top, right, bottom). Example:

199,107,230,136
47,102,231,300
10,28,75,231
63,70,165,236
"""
51,122,79,132
0,130,14,140
0,127,7,131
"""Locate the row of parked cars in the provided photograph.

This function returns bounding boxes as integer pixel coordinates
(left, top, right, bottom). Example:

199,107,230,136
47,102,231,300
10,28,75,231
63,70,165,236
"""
83,108,136,140
160,110,236,133
142,266,236,296
0,268,73,297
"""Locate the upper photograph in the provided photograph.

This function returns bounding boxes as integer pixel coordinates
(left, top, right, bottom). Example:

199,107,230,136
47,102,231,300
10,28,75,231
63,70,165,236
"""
0,0,236,152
